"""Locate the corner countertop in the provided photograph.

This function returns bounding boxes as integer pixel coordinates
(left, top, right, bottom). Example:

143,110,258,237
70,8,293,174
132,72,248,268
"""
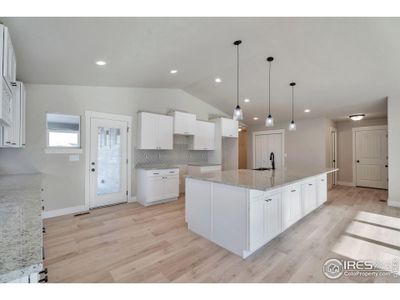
186,168,338,192
0,174,43,283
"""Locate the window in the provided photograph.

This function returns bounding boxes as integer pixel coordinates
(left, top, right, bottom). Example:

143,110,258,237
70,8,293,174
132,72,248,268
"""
46,113,81,149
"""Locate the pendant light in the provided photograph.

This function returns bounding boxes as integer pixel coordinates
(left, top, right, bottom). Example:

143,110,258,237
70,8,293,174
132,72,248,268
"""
265,57,274,127
289,82,297,131
232,40,243,121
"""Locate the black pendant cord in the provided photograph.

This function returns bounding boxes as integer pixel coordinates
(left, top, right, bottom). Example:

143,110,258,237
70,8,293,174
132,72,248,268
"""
268,61,271,115
236,43,239,107
290,82,296,122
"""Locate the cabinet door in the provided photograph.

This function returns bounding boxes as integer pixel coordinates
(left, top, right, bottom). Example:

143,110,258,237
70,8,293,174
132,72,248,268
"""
20,83,26,147
282,184,302,230
173,111,195,135
163,175,179,198
2,84,21,147
205,122,215,150
146,176,165,202
191,121,215,150
249,197,265,250
317,174,328,206
3,28,16,90
138,113,158,149
301,178,317,215
221,118,238,138
157,114,173,149
264,193,282,242
1,83,12,127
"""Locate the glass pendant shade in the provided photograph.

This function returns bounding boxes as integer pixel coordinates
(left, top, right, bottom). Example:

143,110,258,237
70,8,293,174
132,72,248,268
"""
265,114,274,127
233,105,243,121
289,120,296,131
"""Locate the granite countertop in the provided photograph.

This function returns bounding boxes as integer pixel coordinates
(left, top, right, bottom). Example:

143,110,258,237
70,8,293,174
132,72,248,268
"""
136,164,181,170
186,168,338,192
187,163,222,167
0,174,43,282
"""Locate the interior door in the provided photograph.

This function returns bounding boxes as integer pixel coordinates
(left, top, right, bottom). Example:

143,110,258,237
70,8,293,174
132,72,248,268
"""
355,129,388,189
89,118,128,208
254,133,283,169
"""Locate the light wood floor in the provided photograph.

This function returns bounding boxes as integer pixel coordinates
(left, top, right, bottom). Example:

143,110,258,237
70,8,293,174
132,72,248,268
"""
44,186,400,283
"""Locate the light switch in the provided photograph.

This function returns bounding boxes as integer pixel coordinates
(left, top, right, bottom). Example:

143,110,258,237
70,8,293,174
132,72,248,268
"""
69,154,80,162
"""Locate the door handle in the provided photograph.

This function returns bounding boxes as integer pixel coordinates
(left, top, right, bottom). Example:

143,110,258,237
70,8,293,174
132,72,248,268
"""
356,160,360,163
385,165,388,168
91,168,96,172
91,162,95,165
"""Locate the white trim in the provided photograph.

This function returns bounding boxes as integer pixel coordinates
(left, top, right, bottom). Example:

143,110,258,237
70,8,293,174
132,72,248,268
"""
44,147,83,154
337,181,355,187
84,111,133,210
352,125,388,187
252,129,285,169
42,205,87,219
388,199,400,208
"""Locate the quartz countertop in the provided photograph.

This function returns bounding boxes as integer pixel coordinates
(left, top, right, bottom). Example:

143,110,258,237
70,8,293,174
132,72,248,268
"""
136,164,181,170
187,163,222,167
0,174,43,282
186,168,338,192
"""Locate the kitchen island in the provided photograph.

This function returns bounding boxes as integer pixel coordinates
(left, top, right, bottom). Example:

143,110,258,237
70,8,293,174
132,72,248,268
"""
185,168,337,258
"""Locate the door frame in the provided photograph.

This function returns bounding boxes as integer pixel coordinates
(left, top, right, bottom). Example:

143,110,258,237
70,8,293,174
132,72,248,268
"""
252,129,285,169
84,111,133,210
329,127,338,188
352,125,388,187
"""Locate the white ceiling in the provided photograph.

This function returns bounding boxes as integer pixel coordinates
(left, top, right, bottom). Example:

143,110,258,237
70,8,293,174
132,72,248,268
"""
1,17,397,125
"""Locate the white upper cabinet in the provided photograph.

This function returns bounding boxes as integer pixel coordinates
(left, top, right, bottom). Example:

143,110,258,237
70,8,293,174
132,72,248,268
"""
0,25,16,127
169,111,196,135
215,117,238,138
2,82,25,148
137,112,173,150
2,26,16,92
189,120,215,150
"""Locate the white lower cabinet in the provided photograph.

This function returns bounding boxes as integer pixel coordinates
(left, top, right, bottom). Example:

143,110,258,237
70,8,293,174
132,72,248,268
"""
137,168,179,206
301,177,318,215
317,174,328,206
282,183,302,230
249,190,282,252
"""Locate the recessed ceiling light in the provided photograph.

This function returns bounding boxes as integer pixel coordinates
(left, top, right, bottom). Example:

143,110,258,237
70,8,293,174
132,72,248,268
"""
349,114,365,121
238,128,242,132
253,117,259,120
96,60,107,66
215,78,222,83
244,98,250,103
170,70,178,74
304,109,311,113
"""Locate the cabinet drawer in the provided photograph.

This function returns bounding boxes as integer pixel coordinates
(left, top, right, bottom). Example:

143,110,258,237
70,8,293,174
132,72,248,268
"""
145,168,179,177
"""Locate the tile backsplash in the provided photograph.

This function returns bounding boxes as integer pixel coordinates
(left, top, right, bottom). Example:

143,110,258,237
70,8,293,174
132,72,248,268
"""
134,135,208,166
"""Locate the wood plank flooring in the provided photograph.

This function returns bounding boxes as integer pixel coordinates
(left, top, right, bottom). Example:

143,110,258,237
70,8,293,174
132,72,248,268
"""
44,186,400,283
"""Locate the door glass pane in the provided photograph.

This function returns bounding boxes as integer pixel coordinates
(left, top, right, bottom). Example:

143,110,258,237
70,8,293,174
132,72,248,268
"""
97,127,121,195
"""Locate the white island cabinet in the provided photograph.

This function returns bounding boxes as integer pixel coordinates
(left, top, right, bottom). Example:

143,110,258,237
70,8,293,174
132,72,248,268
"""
185,168,337,258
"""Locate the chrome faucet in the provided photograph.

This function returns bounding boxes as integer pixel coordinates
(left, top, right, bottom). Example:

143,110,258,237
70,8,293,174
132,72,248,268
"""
270,152,275,170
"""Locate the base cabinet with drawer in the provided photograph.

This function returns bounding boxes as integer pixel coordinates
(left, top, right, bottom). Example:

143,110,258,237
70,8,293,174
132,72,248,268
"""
282,183,302,230
301,178,318,216
137,168,179,206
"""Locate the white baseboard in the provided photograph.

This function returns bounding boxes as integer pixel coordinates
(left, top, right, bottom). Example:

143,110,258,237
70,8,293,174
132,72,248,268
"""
388,198,400,208
337,181,354,187
42,205,87,219
129,196,137,203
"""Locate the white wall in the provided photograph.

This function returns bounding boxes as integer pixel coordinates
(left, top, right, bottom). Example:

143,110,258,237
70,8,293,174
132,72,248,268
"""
388,96,400,207
336,117,387,185
0,84,228,212
247,118,333,170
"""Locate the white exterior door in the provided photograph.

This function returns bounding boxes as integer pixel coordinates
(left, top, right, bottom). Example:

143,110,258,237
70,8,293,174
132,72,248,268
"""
254,132,283,169
355,129,388,189
89,118,128,208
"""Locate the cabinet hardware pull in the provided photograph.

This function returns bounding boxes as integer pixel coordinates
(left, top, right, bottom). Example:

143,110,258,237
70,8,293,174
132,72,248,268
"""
153,173,159,175
39,276,48,283
291,189,296,192
321,179,325,182
265,198,272,202
39,268,48,275
308,183,313,186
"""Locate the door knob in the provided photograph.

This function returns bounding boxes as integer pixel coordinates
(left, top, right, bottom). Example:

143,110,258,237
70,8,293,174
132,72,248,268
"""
91,162,95,165
356,160,360,163
91,168,96,172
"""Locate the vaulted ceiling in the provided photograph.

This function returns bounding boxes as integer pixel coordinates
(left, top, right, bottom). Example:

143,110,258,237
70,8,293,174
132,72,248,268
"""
2,17,396,125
